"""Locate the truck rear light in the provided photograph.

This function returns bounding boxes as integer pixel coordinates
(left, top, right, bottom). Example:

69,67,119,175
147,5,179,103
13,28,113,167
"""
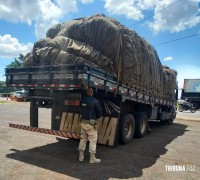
74,84,82,88
64,100,80,106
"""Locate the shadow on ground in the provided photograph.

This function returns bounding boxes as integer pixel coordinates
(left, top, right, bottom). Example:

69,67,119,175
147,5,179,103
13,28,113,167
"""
7,122,188,180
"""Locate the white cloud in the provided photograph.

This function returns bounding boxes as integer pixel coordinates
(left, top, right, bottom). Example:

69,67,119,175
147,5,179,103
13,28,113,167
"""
163,56,173,62
103,0,200,33
0,34,33,58
149,0,200,33
0,0,40,25
56,0,78,12
103,0,161,20
104,0,144,20
81,0,94,3
1,0,200,39
137,0,160,10
0,0,78,39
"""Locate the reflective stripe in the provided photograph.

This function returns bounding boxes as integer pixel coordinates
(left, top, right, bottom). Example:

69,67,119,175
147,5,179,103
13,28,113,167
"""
9,123,80,139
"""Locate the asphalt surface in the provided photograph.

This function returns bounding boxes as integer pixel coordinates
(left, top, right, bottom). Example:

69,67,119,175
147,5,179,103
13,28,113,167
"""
0,101,200,180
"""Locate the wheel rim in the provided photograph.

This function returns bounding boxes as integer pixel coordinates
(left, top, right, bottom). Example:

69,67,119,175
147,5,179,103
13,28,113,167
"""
125,120,133,138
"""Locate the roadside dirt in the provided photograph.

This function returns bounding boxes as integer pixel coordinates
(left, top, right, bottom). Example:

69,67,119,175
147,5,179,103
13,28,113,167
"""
0,102,199,180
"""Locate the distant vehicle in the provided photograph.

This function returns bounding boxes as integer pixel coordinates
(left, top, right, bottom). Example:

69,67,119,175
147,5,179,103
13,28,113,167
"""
181,79,200,109
1,93,10,98
177,99,196,113
11,90,28,101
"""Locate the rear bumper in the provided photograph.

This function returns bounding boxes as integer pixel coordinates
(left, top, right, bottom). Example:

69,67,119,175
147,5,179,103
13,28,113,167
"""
9,123,80,139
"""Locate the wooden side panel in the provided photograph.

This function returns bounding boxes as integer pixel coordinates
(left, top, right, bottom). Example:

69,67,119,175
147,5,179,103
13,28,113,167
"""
60,112,118,146
72,113,81,133
98,117,118,146
60,112,67,131
60,112,81,133
63,113,74,132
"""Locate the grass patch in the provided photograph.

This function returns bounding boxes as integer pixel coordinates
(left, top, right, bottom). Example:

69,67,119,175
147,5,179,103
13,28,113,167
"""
0,100,12,104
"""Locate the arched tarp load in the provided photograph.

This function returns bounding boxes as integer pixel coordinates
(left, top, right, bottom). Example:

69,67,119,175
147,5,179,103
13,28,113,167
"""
163,65,177,99
24,14,176,100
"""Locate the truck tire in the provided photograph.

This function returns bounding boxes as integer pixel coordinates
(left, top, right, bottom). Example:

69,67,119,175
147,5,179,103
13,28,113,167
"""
168,108,176,125
167,118,174,125
119,114,135,144
134,112,148,138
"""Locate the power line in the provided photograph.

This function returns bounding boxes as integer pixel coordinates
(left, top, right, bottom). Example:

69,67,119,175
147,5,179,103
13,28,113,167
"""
116,0,199,47
153,33,199,46
128,0,184,28
149,25,200,41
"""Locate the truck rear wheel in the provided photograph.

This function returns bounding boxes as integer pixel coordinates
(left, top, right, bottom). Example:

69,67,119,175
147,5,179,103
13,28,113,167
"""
119,114,135,144
134,112,148,138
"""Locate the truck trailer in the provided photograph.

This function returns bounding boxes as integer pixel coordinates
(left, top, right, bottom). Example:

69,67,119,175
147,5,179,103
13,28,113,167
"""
181,79,200,109
6,14,178,146
6,63,177,146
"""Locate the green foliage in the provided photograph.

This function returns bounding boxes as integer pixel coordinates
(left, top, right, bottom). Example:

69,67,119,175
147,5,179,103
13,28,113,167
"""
0,81,5,91
1,54,25,93
7,53,25,68
0,81,15,93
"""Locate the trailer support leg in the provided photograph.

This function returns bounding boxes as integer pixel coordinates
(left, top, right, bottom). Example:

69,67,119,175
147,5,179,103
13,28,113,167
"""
30,100,38,127
51,99,61,130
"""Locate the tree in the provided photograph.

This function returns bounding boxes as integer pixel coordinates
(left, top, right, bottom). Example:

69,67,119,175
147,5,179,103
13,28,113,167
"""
7,53,25,68
0,81,15,93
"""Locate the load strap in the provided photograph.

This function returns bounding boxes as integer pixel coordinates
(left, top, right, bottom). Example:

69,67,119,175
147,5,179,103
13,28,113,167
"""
115,37,122,95
9,123,80,139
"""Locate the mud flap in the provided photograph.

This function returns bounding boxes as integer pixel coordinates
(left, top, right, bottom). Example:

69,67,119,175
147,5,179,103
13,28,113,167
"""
98,116,118,146
60,112,119,146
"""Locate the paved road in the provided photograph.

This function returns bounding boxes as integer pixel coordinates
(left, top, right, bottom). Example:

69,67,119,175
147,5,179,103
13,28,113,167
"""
0,102,200,180
176,109,200,121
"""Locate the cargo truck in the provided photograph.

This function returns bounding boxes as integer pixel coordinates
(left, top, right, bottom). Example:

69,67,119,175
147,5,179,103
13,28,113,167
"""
181,79,200,109
5,14,178,146
6,63,178,146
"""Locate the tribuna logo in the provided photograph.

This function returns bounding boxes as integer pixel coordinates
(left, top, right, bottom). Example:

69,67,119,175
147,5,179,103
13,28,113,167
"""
165,165,186,172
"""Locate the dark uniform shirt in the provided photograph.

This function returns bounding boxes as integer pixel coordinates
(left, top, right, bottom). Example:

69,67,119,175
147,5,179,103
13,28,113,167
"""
81,96,102,120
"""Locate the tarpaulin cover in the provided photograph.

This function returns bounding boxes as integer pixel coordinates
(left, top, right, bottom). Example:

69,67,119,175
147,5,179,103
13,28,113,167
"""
24,14,177,99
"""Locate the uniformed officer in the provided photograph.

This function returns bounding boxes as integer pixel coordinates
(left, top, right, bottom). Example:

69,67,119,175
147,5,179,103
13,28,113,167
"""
78,87,102,163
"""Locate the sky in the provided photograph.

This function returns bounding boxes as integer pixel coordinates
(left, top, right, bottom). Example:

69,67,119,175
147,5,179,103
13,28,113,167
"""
0,0,200,94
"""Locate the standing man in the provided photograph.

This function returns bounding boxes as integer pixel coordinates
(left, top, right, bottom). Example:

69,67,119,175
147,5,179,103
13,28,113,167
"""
78,87,102,164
